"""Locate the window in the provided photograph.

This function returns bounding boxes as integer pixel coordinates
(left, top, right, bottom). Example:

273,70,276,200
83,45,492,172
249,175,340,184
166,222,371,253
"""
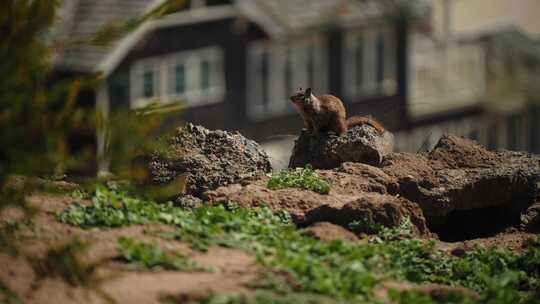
143,71,154,98
529,105,540,153
130,46,225,109
174,64,186,95
487,124,498,150
355,37,363,90
507,114,521,151
130,59,160,108
343,28,397,99
200,60,211,91
247,37,328,120
168,47,225,106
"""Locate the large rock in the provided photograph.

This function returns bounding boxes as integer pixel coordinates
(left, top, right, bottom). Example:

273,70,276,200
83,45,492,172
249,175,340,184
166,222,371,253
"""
380,135,539,218
146,123,271,197
379,135,539,240
288,124,394,169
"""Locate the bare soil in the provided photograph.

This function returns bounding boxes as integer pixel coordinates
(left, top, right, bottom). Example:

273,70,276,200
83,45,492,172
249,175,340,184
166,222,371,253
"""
0,194,257,304
1,192,535,303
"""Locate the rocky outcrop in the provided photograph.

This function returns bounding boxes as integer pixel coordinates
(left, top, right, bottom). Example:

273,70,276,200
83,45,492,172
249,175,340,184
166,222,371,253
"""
145,123,271,197
380,139,539,217
141,120,538,240
289,124,394,169
206,134,540,240
379,135,539,240
203,174,431,236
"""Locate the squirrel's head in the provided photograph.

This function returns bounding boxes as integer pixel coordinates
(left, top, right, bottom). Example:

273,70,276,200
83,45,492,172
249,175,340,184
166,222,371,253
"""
290,87,313,108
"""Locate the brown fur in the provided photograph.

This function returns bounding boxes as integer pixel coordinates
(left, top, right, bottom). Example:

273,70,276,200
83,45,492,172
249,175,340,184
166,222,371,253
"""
346,115,385,134
290,88,384,135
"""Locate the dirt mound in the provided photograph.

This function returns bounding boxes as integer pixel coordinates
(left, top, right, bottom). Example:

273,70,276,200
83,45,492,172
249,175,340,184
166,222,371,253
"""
289,124,394,169
302,222,358,242
204,175,431,236
145,123,271,197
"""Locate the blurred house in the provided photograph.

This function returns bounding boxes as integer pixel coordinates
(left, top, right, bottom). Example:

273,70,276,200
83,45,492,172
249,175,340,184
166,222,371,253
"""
51,0,539,172
52,0,428,170
396,0,540,153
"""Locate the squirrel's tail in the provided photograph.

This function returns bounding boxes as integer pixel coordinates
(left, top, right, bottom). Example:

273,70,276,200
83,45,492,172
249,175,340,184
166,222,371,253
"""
347,115,385,134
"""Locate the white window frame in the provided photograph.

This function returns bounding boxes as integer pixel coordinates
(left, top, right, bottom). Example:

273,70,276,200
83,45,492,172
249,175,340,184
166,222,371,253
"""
247,36,328,120
130,58,161,109
343,27,397,100
130,46,225,109
166,47,225,107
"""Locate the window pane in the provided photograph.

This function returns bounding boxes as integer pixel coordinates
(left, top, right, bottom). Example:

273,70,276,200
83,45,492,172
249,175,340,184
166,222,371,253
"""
376,34,385,91
507,114,520,150
175,64,186,94
143,70,153,98
307,44,314,88
285,49,292,96
261,51,269,107
355,37,364,92
201,60,211,91
529,106,540,153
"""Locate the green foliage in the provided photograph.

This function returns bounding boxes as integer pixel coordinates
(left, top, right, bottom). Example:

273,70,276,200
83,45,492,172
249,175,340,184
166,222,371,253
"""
387,288,474,304
517,236,540,277
0,0,187,300
70,189,90,200
59,188,540,303
59,185,187,227
349,216,414,240
196,292,349,304
267,166,330,194
349,218,386,235
117,236,205,271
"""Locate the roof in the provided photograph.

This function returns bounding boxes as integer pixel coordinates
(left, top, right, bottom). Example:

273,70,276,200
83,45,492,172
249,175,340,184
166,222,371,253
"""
237,0,345,38
53,0,159,72
52,0,426,75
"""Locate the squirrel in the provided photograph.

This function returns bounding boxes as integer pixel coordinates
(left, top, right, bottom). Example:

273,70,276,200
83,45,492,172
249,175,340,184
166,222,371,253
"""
289,87,385,136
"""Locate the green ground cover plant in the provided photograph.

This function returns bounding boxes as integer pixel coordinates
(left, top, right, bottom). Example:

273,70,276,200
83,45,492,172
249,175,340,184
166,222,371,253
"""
59,187,540,303
116,236,206,272
59,185,187,227
267,166,330,194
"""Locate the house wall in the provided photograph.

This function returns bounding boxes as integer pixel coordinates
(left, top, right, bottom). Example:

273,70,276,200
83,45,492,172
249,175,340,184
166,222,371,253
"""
108,17,267,134
397,0,540,154
108,18,409,142
432,0,540,38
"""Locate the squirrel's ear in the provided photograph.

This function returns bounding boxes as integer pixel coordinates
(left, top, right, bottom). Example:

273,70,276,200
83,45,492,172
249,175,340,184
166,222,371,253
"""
305,88,312,96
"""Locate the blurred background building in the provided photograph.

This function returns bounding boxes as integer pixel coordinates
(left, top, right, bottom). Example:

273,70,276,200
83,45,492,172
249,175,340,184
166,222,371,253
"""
400,0,540,154
51,0,540,171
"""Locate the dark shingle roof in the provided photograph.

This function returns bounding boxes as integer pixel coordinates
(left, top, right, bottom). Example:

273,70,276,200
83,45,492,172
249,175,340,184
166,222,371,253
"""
54,0,157,72
53,0,412,73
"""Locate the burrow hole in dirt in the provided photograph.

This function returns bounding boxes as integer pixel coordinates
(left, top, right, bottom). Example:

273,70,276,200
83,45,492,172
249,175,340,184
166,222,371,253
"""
426,201,527,242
